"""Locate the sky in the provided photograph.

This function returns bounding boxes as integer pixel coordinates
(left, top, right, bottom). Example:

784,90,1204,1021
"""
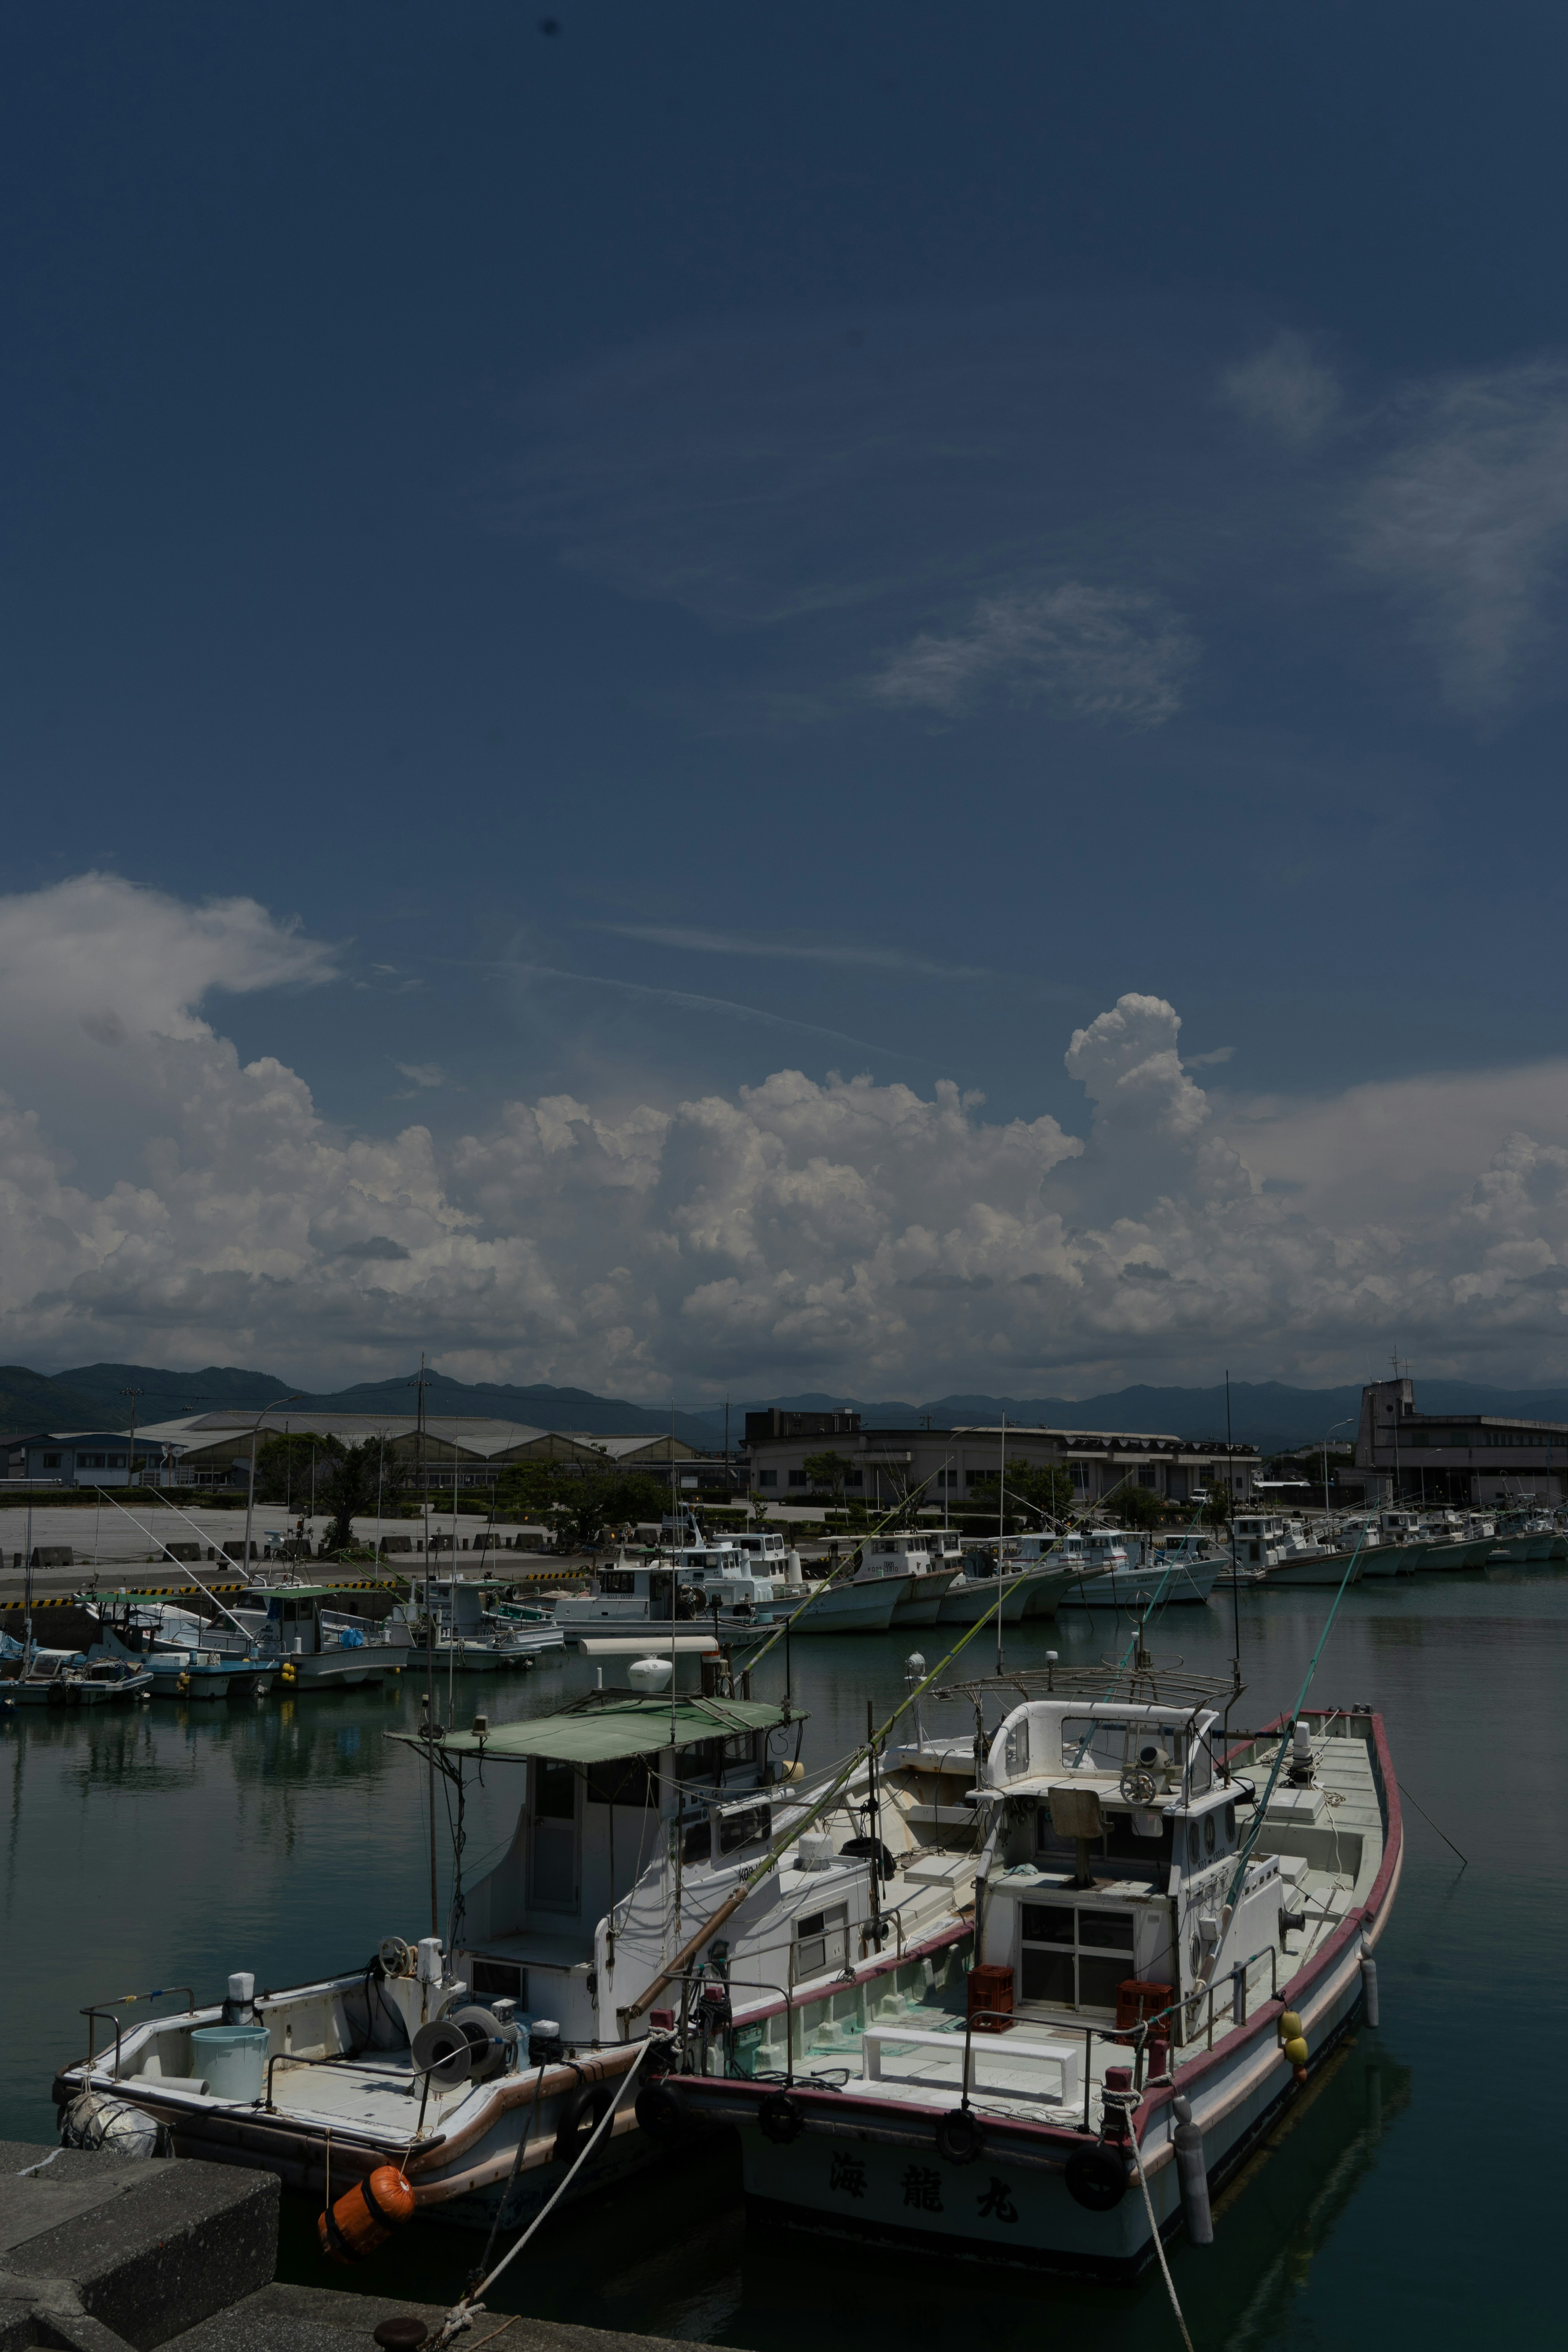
6,2,1568,1401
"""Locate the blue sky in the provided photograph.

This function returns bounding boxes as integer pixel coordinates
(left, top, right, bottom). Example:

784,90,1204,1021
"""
6,4,1568,1398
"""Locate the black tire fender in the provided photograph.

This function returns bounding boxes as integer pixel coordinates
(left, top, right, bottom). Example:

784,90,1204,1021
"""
757,2091,803,2145
633,2080,686,2146
1065,2140,1128,2211
552,2080,615,2165
934,2107,984,2166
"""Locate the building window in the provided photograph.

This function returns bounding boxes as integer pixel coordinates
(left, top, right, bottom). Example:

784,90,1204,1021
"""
108,1456,127,1470
844,1470,863,1487
78,1453,106,1470
788,1470,806,1487
42,1453,62,1469
756,1471,776,1487
1138,1468,1157,1488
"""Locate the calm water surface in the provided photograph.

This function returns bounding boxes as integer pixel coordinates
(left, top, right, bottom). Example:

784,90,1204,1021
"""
3,1571,1561,2351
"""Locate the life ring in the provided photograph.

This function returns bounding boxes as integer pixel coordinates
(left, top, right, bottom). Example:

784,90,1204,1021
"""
935,2107,984,2165
553,2079,615,2164
1065,2140,1127,2211
757,2091,803,2145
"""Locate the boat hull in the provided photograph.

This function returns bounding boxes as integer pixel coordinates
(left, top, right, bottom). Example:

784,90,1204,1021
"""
1060,1564,1220,1607
888,1569,962,1628
762,1579,909,1633
937,1571,1052,1626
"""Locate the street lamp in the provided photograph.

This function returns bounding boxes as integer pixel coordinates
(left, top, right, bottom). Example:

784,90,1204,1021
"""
1321,1417,1354,1539
241,1395,303,1572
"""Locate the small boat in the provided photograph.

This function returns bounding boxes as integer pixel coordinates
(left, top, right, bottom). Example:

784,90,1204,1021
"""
47,1662,968,2231
2,1644,152,1706
82,1594,276,1699
227,1581,408,1687
395,1575,566,1669
667,1650,1400,2279
778,1534,962,1631
1027,1530,1222,1607
553,1550,776,1642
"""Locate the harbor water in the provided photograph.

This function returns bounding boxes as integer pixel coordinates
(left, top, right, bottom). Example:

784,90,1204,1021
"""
2,1568,1561,2350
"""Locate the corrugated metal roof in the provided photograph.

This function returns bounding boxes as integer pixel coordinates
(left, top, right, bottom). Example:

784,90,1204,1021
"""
390,1693,788,1764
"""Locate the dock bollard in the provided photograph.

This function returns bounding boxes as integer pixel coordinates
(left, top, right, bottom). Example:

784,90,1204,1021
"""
1171,2094,1213,2246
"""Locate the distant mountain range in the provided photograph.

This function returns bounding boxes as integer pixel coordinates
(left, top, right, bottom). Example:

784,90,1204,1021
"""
0,1363,721,1449
682,1379,1568,1456
7,1363,1568,1459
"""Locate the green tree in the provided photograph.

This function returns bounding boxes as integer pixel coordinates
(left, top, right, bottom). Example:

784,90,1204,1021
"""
1110,1481,1170,1530
802,1450,853,1504
557,1471,681,1548
967,1462,1075,1523
1201,1481,1233,1528
319,1440,387,1555
254,1430,343,1506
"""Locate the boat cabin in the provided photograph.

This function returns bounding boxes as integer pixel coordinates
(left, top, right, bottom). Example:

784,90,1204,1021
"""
974,1693,1286,2024
423,1688,793,2040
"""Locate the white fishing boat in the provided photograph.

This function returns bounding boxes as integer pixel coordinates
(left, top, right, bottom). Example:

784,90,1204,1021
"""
780,1534,962,1632
396,1575,565,1670
1225,1516,1371,1587
226,1581,408,1687
1021,1530,1220,1608
553,1550,779,1641
934,1546,1076,1626
2,1646,153,1706
48,1661,971,2233
666,1653,1400,2281
82,1593,275,1699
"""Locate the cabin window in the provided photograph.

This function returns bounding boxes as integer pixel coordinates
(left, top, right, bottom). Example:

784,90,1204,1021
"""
713,1802,771,1855
587,1757,659,1806
597,1569,636,1596
795,1903,848,1978
1019,1902,1136,2011
1203,1812,1216,1857
470,1960,526,2003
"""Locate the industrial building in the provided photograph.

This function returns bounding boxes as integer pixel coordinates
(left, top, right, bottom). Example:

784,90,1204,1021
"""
125,1410,734,1495
2,1431,167,1486
739,1408,1258,1512
1355,1376,1568,1506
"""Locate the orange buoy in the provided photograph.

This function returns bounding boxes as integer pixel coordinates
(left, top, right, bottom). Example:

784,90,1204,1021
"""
318,2166,416,2263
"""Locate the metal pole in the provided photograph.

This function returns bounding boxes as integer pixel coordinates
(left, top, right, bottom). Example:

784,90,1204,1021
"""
996,1413,1006,1674
243,1394,301,1574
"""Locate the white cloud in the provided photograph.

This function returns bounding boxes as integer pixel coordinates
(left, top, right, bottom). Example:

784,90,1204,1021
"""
870,584,1197,727
589,924,996,982
1348,359,1568,710
5,880,1568,1392
394,1062,446,1088
1222,331,1341,448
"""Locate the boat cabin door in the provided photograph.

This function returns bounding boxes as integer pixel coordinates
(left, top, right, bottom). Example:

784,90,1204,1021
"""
529,1758,580,1913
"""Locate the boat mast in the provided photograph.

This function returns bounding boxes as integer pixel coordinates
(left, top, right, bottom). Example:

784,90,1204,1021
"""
996,1413,1006,1673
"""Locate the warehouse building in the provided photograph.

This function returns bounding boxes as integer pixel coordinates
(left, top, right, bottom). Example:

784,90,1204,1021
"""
740,1409,1257,1512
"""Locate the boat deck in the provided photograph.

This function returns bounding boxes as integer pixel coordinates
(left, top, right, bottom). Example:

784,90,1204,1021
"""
780,1724,1384,2127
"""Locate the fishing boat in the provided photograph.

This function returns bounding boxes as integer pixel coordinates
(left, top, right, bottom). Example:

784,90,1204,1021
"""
396,1575,566,1669
552,1550,780,1641
1,1645,153,1705
1027,1530,1222,1608
664,1651,1400,2280
1226,1516,1372,1588
782,1534,962,1631
226,1582,408,1687
47,1659,972,2232
82,1593,275,1699
934,1546,1076,1626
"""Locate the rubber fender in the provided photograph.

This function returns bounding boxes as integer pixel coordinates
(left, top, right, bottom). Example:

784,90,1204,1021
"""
934,2107,984,2166
1278,2010,1302,2041
1064,2140,1127,2212
1283,2035,1309,2069
757,2090,803,2145
318,2166,415,2264
552,2079,615,2165
1174,2122,1213,2245
1360,1953,1380,2029
634,2079,687,2147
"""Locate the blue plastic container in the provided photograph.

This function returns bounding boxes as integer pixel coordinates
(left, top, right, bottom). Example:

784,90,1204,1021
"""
189,2024,270,2102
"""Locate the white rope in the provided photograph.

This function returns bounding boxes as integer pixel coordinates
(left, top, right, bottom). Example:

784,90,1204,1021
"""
432,2038,655,2347
1126,2113,1196,2352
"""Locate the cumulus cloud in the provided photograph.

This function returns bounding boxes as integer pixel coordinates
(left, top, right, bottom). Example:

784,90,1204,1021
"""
394,1062,446,1089
5,879,1568,1392
870,584,1198,727
1348,359,1568,711
1222,331,1341,448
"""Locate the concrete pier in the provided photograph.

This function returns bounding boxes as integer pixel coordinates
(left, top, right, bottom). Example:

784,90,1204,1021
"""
0,2143,723,2352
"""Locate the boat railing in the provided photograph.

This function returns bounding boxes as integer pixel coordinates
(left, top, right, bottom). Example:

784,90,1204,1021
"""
82,1984,196,2075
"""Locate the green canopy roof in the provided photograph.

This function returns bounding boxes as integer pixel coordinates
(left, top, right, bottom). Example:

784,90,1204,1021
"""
389,1693,791,1765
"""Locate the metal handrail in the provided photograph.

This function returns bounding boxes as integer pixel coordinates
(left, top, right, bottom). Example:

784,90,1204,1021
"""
82,1987,196,2075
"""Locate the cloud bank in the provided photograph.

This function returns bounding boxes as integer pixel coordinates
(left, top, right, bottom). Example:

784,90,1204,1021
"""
6,877,1568,1395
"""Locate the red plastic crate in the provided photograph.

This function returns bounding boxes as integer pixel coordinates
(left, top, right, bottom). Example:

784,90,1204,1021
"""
967,1962,1015,2034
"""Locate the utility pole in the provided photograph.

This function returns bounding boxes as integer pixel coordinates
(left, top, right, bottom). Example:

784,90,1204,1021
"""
120,1389,141,1490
